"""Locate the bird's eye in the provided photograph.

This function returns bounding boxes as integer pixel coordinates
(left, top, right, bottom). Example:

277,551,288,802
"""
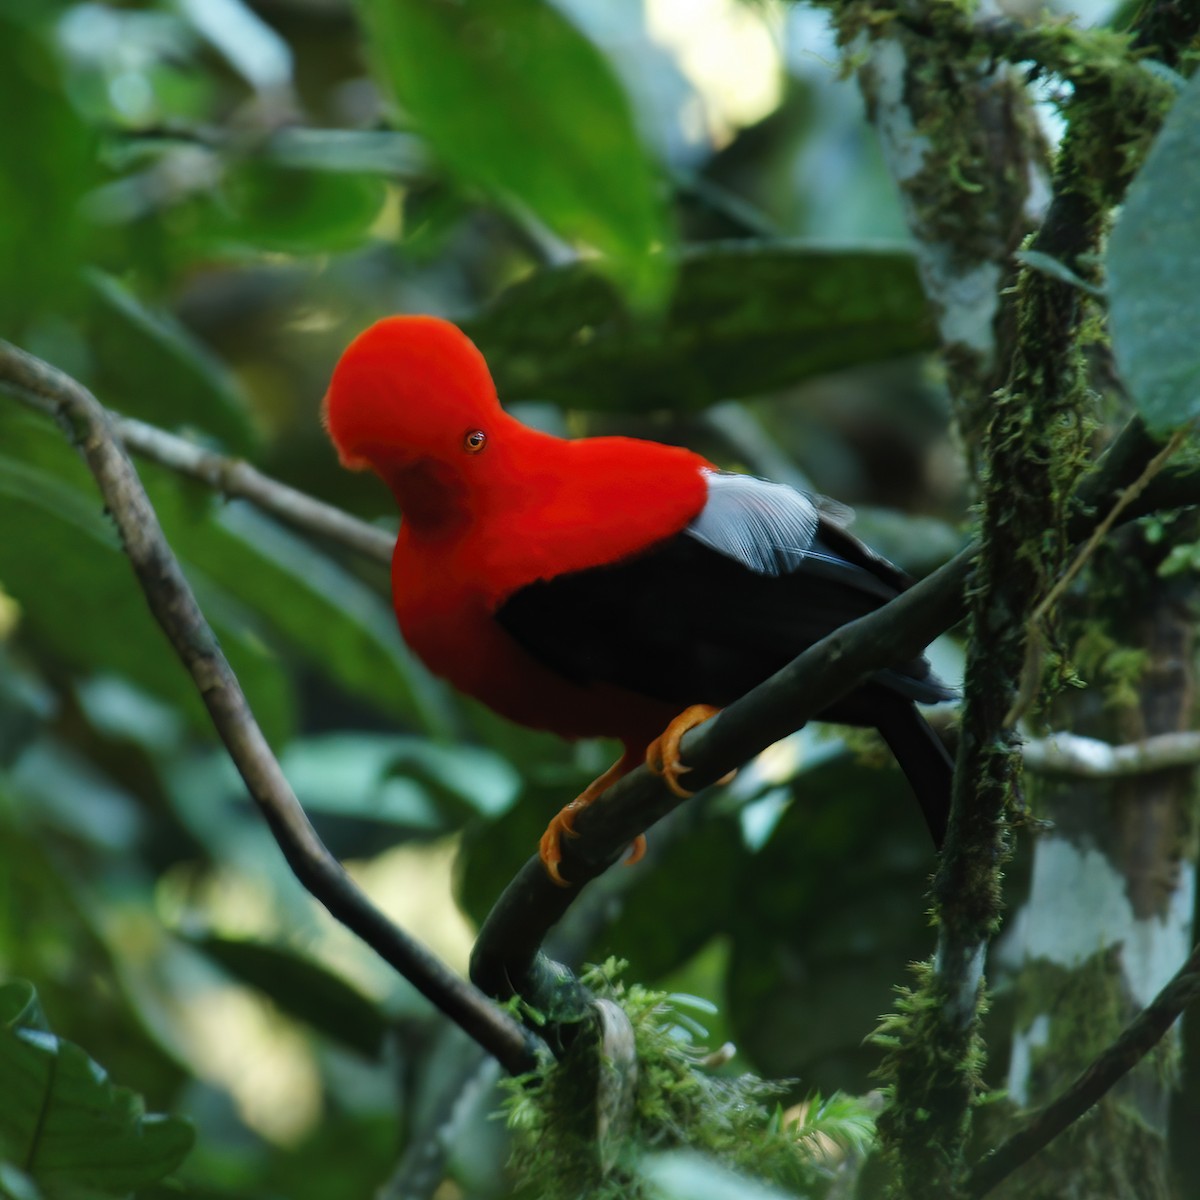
463,429,487,454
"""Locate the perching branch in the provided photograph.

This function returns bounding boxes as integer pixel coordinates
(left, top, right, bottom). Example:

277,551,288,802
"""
965,940,1200,1198
470,547,974,1006
0,341,540,1079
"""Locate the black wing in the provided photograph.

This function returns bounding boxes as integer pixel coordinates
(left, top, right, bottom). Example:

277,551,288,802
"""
496,471,951,712
495,471,954,845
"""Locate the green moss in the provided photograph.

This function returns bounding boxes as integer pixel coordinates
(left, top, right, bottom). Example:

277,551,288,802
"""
1071,624,1151,711
871,959,990,1198
498,960,876,1200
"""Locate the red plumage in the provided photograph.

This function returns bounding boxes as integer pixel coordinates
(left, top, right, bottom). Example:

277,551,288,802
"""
326,315,709,751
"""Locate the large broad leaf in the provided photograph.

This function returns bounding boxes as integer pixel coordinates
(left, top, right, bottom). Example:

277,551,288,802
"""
146,487,455,738
214,162,388,256
604,814,743,981
0,812,187,1109
0,981,193,1197
0,23,97,336
357,0,672,306
280,733,518,828
1107,70,1200,434
640,1152,796,1200
465,242,936,411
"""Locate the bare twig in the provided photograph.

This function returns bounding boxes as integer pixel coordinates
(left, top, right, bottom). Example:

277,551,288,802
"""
7,381,394,563
0,341,540,1078
116,414,395,563
378,1041,499,1200
1023,730,1200,777
965,942,1200,1198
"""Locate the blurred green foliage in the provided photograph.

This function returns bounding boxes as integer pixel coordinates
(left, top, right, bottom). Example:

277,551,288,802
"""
3,0,1192,1197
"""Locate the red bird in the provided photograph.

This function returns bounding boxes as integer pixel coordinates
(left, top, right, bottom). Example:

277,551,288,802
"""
324,316,953,885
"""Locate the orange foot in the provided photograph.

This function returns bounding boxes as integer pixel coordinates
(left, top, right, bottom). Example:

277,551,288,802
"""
539,752,643,888
645,704,735,798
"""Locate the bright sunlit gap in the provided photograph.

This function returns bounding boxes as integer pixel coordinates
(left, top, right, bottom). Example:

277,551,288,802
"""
151,833,475,1144
645,0,785,147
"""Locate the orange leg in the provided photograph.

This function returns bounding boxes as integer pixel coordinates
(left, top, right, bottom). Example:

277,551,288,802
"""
645,704,735,798
539,751,642,888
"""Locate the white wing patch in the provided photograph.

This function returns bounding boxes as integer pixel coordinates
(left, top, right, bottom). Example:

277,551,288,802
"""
687,470,826,576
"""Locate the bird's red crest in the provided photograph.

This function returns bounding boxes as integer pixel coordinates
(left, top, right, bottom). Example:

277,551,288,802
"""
323,315,501,474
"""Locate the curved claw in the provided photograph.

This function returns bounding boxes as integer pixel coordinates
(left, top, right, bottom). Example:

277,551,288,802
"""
539,802,583,888
537,752,637,887
645,704,730,798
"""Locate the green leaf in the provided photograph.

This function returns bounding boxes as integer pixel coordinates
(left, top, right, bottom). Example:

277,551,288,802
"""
281,733,517,828
1015,249,1103,297
86,271,255,452
454,775,580,928
215,162,388,256
0,1161,42,1200
1107,69,1200,434
186,937,389,1058
0,24,98,336
0,824,188,1111
0,403,450,741
176,0,293,93
0,983,193,1196
465,242,936,411
263,129,430,178
605,815,743,981
358,0,672,306
198,505,454,737
0,983,46,1034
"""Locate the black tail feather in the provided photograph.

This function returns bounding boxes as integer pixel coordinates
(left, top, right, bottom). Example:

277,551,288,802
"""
874,700,954,848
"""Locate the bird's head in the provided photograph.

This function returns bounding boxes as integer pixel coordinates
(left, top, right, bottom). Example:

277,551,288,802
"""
323,315,506,474
323,316,508,525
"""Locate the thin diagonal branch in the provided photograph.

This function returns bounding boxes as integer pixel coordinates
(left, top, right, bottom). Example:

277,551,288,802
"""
966,941,1200,1198
0,341,540,1078
114,414,395,563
